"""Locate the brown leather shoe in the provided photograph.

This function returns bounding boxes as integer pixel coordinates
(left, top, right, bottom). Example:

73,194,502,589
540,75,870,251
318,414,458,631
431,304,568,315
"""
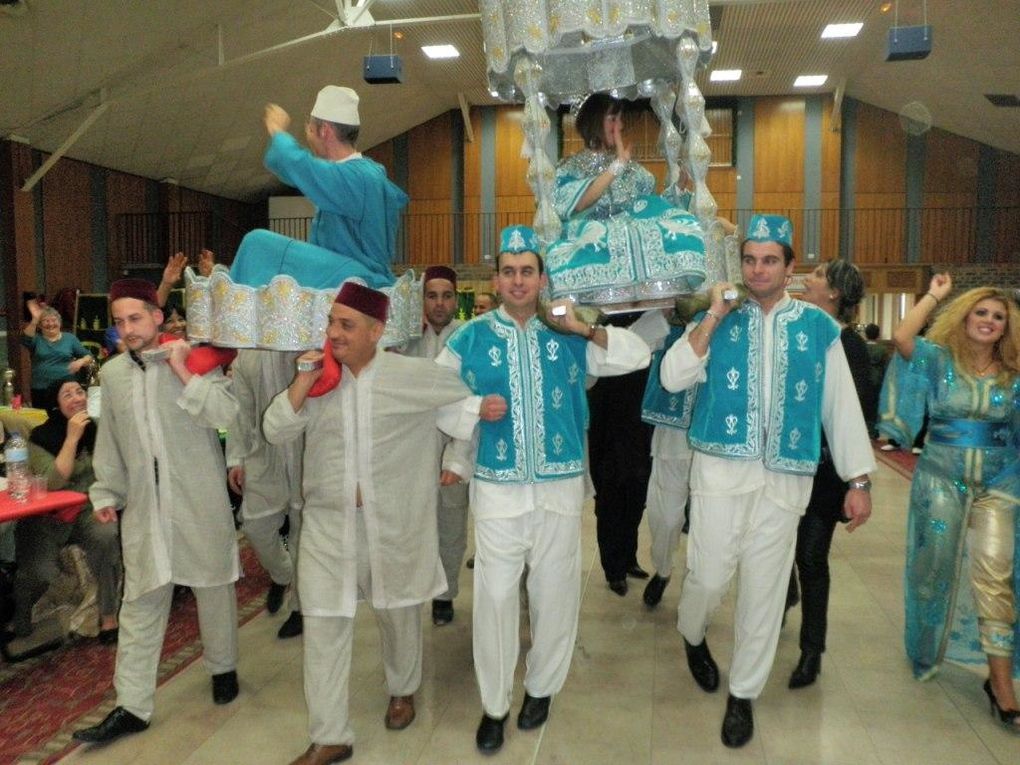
288,743,353,765
384,694,416,730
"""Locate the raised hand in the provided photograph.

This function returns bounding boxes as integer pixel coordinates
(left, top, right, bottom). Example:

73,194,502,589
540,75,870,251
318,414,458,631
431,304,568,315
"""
264,103,291,136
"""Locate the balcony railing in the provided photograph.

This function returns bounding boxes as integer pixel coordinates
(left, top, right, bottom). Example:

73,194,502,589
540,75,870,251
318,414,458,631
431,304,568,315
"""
117,206,1020,269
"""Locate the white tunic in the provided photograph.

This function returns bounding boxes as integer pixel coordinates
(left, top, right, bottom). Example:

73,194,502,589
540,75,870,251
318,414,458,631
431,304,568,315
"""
90,353,240,601
262,351,477,618
226,349,304,519
659,293,876,512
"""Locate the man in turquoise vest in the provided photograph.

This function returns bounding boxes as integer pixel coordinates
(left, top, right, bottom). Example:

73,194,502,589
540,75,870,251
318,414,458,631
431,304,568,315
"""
659,215,875,748
436,225,650,754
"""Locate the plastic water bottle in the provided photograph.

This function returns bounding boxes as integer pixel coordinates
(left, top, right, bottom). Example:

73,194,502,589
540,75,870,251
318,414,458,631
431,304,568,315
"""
4,430,30,502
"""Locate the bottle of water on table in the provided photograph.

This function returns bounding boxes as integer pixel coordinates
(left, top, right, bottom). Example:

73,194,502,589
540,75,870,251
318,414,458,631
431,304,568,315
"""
4,430,30,502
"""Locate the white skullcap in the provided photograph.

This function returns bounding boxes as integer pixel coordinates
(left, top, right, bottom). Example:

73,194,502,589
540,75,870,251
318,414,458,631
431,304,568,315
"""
310,85,360,126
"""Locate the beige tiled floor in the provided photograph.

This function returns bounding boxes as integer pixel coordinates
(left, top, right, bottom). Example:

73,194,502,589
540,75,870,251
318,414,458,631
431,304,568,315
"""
60,461,1018,764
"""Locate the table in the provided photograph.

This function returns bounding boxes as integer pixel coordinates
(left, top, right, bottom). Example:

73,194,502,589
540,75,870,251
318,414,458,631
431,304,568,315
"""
0,490,88,524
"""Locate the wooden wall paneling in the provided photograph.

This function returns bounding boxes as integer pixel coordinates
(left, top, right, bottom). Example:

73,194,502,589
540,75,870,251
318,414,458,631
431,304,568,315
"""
494,107,531,199
406,199,453,266
407,113,454,266
462,194,482,264
463,108,483,198
409,113,453,202
41,157,95,295
993,151,1020,261
364,140,394,177
854,103,906,264
753,98,805,195
105,173,148,279
820,96,842,260
920,128,979,263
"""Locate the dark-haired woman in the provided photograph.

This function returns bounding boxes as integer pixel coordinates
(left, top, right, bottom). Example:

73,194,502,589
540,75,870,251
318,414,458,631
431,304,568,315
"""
544,93,706,301
785,260,873,688
11,379,121,642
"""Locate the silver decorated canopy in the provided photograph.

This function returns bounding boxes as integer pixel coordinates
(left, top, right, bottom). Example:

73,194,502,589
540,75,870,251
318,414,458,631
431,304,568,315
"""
479,0,737,290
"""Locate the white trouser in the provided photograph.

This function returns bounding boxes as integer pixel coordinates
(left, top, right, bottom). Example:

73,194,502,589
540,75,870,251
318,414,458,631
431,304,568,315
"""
437,481,469,601
304,511,422,746
115,582,238,720
473,509,582,717
645,454,693,577
242,505,302,611
677,492,800,699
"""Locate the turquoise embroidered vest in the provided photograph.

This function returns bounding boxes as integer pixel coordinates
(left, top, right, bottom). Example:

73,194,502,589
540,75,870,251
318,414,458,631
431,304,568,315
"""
446,311,589,483
688,299,840,475
642,324,696,429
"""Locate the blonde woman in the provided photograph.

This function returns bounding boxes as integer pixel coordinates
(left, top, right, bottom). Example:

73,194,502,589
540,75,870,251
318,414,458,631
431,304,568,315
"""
891,273,1020,731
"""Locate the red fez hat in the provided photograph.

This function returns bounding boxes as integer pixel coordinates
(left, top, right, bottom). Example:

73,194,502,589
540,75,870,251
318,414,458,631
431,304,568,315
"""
109,278,160,306
423,265,458,287
335,281,389,323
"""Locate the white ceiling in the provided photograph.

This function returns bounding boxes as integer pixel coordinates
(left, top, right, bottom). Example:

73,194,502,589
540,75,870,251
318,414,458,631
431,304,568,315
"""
1,0,1017,202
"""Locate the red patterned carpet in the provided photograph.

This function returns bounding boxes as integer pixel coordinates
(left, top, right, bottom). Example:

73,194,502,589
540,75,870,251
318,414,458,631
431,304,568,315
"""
0,541,270,765
873,442,919,479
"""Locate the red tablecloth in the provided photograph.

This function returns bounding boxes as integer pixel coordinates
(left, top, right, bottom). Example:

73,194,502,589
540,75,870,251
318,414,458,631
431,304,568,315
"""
0,490,88,523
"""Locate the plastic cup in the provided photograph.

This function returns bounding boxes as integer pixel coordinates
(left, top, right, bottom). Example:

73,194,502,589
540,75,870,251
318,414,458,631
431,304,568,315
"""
30,475,48,499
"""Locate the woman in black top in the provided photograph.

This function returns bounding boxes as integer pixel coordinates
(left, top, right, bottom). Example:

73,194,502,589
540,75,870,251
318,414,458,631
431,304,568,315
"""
785,259,872,688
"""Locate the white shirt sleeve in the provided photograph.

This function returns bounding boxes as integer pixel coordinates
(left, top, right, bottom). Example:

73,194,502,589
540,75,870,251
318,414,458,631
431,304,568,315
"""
585,326,651,377
822,340,877,481
659,324,708,392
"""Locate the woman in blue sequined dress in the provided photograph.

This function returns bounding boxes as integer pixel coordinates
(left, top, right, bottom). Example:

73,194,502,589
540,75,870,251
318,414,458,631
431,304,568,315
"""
544,94,705,303
886,273,1020,730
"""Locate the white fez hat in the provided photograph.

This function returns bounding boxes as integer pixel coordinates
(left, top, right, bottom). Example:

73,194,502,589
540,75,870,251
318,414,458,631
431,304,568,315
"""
310,85,360,126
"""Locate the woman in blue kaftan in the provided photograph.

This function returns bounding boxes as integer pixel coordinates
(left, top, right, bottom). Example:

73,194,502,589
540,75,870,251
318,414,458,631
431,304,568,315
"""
544,94,705,304
882,273,1020,730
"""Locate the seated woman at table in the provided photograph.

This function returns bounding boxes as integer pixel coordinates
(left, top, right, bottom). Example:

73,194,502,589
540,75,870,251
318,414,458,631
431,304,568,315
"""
8,378,121,643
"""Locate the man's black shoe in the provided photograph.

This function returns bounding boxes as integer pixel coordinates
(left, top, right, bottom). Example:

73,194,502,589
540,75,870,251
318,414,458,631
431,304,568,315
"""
626,564,649,579
72,706,149,743
517,694,550,730
432,599,454,626
721,694,754,748
788,649,822,689
642,574,670,607
211,670,239,704
607,579,628,596
266,582,287,615
475,713,508,753
278,610,303,639
684,637,720,692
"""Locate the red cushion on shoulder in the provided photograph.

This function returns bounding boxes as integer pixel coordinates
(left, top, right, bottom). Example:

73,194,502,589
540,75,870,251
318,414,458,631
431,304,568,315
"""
307,341,341,397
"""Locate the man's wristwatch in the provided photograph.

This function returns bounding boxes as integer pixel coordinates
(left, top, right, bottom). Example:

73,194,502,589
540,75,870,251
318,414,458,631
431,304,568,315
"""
849,478,872,492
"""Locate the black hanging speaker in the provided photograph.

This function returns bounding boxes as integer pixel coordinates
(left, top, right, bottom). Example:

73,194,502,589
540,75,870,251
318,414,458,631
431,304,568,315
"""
886,25,933,61
363,55,403,84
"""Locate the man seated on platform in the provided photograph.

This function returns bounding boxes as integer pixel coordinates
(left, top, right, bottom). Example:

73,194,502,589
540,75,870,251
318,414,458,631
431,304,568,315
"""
227,86,409,295
73,278,242,746
263,282,505,765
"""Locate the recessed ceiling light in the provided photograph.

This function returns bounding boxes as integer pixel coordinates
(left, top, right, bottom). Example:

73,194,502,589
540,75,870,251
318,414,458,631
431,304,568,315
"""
822,22,863,39
422,44,459,59
710,69,742,82
794,75,828,87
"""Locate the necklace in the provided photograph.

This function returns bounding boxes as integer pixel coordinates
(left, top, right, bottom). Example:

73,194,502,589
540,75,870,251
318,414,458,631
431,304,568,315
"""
974,358,997,376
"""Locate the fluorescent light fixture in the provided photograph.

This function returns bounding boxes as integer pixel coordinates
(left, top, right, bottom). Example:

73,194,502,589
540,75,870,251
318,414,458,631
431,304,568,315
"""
822,22,863,38
422,44,459,59
710,69,742,82
711,41,719,54
794,75,828,87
